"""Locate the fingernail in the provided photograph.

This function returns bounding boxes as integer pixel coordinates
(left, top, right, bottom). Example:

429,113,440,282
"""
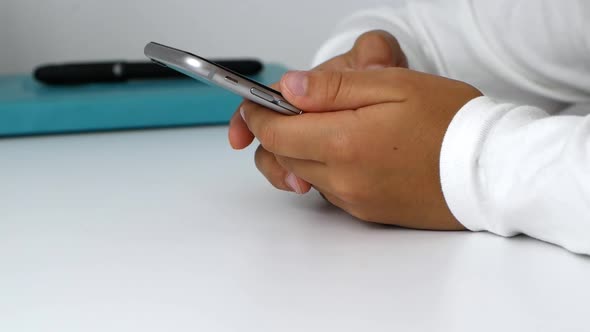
285,172,303,194
240,106,246,122
283,71,308,96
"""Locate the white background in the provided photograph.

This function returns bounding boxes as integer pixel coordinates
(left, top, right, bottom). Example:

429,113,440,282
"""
2,126,590,332
0,0,405,75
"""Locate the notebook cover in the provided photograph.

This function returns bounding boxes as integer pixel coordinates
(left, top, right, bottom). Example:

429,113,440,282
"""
0,63,287,137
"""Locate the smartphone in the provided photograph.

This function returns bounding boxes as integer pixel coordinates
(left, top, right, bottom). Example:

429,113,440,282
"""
144,42,301,115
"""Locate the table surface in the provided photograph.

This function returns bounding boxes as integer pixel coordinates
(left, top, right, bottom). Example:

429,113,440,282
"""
1,126,589,332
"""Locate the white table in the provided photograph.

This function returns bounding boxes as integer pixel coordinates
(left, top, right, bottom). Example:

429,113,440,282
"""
1,126,589,332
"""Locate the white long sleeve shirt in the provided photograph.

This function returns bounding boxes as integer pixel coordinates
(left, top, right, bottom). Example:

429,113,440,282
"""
312,0,590,254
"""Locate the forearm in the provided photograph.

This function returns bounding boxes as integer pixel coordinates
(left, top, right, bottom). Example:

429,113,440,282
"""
314,0,590,254
441,97,590,254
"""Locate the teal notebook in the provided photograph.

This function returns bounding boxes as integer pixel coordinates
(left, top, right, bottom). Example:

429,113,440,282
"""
0,63,287,137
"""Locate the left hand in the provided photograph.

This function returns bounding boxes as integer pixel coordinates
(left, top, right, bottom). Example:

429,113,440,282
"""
240,68,482,230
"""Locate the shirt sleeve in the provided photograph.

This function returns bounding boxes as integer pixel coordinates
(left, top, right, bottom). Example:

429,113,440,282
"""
311,5,438,74
440,97,590,254
313,0,590,254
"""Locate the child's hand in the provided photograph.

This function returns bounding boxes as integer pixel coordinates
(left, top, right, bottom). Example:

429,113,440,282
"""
310,30,407,71
229,31,406,150
228,30,407,189
240,68,482,230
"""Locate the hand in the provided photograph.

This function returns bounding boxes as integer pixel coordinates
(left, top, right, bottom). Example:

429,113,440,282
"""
228,30,407,193
240,68,482,230
311,29,408,71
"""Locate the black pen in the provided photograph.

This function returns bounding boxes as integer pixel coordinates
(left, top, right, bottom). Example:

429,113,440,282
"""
34,60,263,85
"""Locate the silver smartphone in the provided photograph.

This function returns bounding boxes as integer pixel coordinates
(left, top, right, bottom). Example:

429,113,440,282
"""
144,42,301,115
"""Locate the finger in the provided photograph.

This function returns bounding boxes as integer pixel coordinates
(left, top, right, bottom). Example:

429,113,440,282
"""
228,82,281,150
268,82,281,91
314,186,368,222
279,68,410,112
254,145,311,194
241,101,355,161
228,104,255,149
312,52,354,71
274,155,329,189
255,145,292,192
350,30,407,69
312,30,406,72
317,190,353,213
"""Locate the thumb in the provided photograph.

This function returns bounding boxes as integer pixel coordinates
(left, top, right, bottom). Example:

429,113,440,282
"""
279,68,410,112
350,30,408,70
313,30,407,72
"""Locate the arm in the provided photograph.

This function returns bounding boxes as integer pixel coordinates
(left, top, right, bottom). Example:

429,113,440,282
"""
314,0,590,110
315,0,590,254
441,98,590,254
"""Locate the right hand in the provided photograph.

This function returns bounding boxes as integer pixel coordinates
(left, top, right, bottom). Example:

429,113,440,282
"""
228,30,408,194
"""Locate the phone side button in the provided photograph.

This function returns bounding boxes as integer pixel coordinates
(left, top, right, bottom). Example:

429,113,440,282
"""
250,88,274,102
225,76,238,85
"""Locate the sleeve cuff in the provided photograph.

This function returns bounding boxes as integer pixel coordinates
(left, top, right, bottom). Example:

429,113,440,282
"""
439,96,513,232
